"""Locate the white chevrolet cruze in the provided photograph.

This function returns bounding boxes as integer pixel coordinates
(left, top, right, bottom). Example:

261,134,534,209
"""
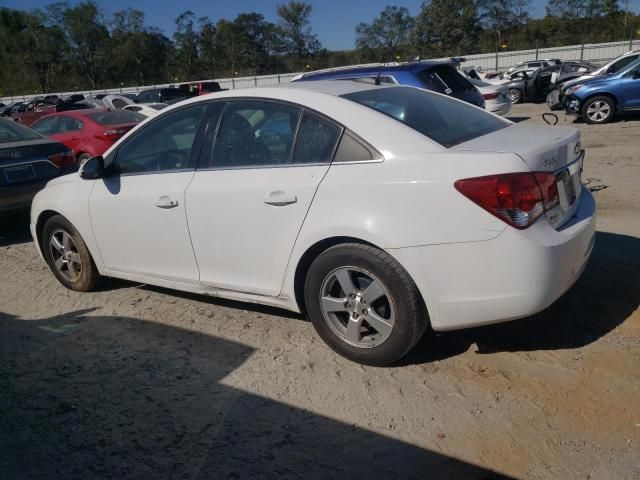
30,81,596,365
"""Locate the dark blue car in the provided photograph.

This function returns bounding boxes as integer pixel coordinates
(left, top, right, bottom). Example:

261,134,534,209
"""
564,58,640,124
292,61,485,109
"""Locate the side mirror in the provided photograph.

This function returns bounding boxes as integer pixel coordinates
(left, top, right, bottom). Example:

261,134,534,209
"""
79,155,105,179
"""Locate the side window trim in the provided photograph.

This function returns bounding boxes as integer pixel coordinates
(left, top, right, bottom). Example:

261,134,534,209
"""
110,101,213,176
331,129,384,165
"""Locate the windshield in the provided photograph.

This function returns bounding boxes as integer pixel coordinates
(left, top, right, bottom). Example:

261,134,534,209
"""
342,87,508,148
88,111,145,125
0,119,42,143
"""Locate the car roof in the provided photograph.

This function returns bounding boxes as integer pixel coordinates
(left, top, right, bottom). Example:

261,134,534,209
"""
33,108,107,123
298,61,445,80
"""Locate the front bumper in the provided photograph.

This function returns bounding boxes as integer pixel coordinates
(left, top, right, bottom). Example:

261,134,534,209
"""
390,188,596,331
564,95,581,115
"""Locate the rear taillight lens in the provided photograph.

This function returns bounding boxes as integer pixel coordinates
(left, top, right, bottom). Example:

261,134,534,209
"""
455,172,558,229
49,150,75,168
96,129,126,141
482,92,499,100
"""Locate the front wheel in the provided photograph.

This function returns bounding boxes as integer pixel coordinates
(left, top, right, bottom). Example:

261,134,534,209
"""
42,215,101,291
582,96,615,124
304,244,428,366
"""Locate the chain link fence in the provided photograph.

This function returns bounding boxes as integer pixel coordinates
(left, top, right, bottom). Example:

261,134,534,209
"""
2,39,639,103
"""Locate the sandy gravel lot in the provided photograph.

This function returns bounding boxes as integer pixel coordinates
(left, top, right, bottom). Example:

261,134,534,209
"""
1,103,639,479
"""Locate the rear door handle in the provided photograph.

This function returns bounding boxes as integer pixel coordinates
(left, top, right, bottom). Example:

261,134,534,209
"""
155,196,179,209
264,191,297,207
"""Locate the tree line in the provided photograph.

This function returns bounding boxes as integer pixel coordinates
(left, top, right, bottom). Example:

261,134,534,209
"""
0,0,638,97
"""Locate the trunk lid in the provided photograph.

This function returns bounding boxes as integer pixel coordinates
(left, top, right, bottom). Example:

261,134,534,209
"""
454,124,584,229
0,139,69,187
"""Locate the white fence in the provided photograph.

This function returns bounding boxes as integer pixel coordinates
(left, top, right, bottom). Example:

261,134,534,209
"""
2,39,639,103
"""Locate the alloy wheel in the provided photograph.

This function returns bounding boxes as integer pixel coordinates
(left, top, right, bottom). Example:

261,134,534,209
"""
49,229,82,282
586,100,611,122
319,266,395,348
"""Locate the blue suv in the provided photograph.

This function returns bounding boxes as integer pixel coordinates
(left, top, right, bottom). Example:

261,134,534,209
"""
292,62,485,109
564,58,640,124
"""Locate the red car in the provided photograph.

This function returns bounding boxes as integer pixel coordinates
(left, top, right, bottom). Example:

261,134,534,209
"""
30,109,145,163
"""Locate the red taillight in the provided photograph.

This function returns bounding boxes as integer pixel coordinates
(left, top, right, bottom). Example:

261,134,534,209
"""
48,150,75,168
455,172,558,229
482,92,499,100
96,129,126,141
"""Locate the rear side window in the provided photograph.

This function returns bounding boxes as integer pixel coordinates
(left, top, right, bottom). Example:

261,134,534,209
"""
88,111,145,125
342,87,508,148
292,114,341,164
418,65,474,94
0,119,42,142
211,101,301,168
333,132,382,163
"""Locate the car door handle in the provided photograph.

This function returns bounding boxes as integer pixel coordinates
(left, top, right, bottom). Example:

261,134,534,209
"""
154,196,179,209
264,191,297,207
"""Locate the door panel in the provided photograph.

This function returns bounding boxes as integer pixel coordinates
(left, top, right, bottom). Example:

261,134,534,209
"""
620,70,640,110
90,172,199,281
186,166,329,295
88,103,209,282
186,101,341,296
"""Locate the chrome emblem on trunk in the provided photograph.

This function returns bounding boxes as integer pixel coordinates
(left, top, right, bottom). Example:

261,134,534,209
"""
543,155,557,168
9,151,22,159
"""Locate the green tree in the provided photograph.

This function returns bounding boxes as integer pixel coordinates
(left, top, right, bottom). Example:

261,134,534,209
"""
276,1,321,69
413,0,481,57
355,6,414,62
174,11,199,80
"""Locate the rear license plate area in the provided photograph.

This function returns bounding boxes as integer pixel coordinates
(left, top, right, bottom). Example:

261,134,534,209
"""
555,155,583,212
4,164,36,183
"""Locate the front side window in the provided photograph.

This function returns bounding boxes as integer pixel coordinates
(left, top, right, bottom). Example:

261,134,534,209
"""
114,104,206,174
211,101,300,168
343,87,508,148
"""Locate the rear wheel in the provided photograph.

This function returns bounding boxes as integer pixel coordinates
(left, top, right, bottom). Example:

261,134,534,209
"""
507,88,522,104
42,215,100,291
582,96,615,124
304,244,428,366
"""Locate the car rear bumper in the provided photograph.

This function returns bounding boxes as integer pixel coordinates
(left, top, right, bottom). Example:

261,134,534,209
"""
487,100,511,116
390,188,596,331
0,181,49,213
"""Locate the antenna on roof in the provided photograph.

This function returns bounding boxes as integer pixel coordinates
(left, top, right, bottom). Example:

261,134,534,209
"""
374,70,382,86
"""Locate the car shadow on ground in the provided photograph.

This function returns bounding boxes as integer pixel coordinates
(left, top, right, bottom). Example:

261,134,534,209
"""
0,310,512,479
403,231,640,365
0,211,31,247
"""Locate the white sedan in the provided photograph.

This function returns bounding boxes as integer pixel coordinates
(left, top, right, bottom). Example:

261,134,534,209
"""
461,68,511,116
30,81,596,366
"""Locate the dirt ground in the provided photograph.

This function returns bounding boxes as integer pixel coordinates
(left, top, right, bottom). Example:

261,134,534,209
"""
1,103,639,480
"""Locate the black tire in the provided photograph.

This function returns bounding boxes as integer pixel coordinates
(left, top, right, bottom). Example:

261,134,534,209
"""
507,88,522,104
42,214,100,291
304,243,428,366
581,95,615,124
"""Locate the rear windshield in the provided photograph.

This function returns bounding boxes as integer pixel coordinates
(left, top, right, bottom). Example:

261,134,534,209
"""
88,110,145,125
0,119,42,143
342,87,508,148
417,65,474,94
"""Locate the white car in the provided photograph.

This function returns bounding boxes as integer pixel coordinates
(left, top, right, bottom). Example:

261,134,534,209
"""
461,68,511,116
123,103,167,117
30,81,596,366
